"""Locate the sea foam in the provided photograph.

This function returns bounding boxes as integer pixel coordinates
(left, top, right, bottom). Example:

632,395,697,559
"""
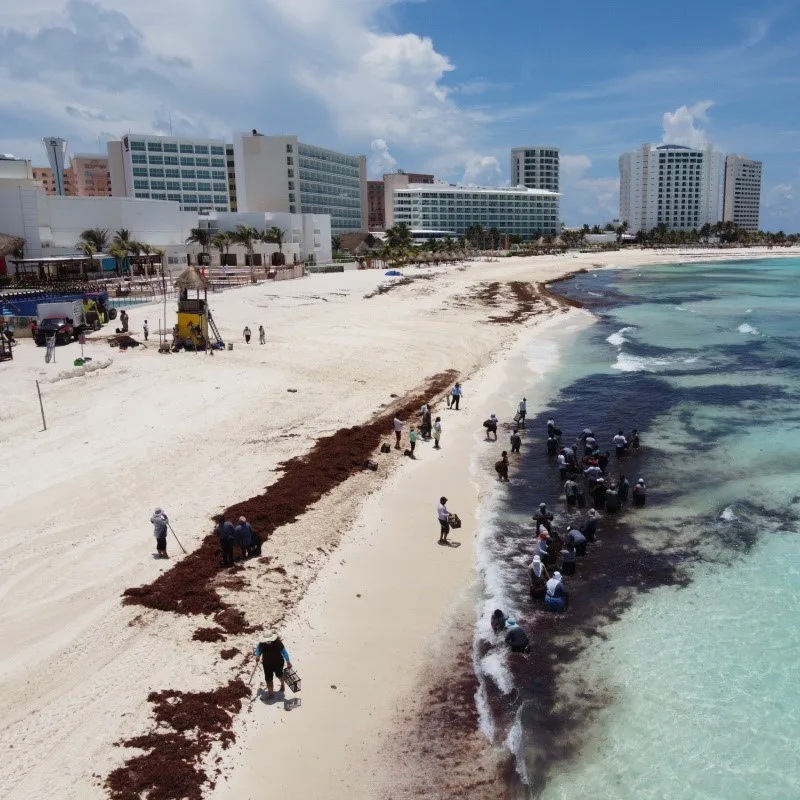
606,326,635,347
738,323,759,334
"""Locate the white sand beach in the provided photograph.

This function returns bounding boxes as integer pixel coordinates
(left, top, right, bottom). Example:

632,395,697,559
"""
0,246,795,800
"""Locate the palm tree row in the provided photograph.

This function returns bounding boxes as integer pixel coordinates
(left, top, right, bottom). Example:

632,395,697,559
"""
633,221,799,247
78,228,162,276
186,225,287,272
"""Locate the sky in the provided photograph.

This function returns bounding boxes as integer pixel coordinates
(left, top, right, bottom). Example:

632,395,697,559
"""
1,0,798,230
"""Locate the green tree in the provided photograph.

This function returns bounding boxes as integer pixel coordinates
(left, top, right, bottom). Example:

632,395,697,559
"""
386,223,412,251
141,242,154,274
211,232,231,267
113,229,132,250
232,224,260,279
108,244,127,275
331,234,342,253
79,241,97,272
185,227,212,252
79,228,110,252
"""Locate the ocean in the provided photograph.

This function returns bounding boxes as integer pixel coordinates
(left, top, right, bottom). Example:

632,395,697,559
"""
474,257,800,799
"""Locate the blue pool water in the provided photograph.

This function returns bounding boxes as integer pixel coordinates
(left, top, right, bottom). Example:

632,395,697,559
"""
475,258,800,798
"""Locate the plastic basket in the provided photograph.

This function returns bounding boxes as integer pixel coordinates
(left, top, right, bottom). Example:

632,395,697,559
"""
283,666,301,693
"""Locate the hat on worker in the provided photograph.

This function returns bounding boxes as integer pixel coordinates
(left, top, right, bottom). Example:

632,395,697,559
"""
262,631,278,643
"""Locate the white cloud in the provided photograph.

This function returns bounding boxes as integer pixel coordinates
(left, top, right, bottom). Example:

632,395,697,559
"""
662,101,713,148
559,154,620,223
462,155,502,185
368,139,398,178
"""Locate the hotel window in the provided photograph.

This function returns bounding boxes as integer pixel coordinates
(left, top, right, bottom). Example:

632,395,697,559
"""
180,157,195,167
135,192,150,198
130,140,146,151
134,179,150,190
288,181,295,190
167,193,181,202
198,194,212,204
195,145,209,155
132,154,147,164
195,158,210,167
148,155,164,165
150,168,164,178
196,170,211,179
287,156,293,165
167,181,181,190
183,182,197,190
147,141,163,152
165,169,180,178
163,143,178,153
211,158,225,168
212,170,226,180
183,194,198,203
179,144,194,153
214,195,228,204
182,169,196,179
213,182,227,192
197,182,212,191
210,146,224,156
164,156,178,165
133,168,148,177
151,181,166,190
152,193,167,200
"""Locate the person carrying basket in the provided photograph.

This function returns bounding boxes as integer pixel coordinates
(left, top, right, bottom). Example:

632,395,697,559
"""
255,632,294,699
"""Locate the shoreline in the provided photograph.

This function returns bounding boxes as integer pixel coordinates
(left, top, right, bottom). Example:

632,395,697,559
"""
1,247,797,800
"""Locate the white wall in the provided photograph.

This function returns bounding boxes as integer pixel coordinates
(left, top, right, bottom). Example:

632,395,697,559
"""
107,140,128,197
40,196,196,248
0,185,43,256
233,133,294,214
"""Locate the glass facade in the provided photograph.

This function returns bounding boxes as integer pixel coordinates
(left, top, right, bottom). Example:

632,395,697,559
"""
298,143,362,234
126,136,231,211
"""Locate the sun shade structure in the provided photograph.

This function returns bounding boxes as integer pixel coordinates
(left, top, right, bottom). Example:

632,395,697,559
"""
173,265,212,291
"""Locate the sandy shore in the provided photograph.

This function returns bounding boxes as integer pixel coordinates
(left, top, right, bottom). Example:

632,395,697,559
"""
0,246,796,800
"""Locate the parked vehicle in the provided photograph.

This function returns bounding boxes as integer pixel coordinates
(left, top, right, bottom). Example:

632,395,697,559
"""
35,301,87,347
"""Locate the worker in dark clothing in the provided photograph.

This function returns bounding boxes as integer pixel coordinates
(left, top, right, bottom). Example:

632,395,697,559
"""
564,479,579,508
216,515,236,566
581,509,598,542
547,418,562,438
535,503,554,533
491,609,507,633
495,451,510,482
255,632,293,699
617,474,630,503
605,486,621,514
592,478,607,508
510,428,522,454
567,527,588,556
632,478,647,507
547,434,559,455
630,429,641,450
598,451,610,474
234,516,253,560
150,507,169,558
504,619,530,653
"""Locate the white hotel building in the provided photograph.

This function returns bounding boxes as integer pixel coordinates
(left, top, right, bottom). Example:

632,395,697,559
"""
619,143,724,234
233,132,367,235
392,184,560,239
510,147,560,193
108,135,232,212
723,155,762,232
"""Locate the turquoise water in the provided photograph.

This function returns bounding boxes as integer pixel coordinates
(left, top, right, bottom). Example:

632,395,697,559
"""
477,257,800,798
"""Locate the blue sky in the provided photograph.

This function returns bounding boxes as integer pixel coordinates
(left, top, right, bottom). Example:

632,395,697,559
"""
1,0,798,229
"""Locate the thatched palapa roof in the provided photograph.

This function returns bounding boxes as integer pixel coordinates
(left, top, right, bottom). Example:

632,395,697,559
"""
0,233,25,259
174,265,212,290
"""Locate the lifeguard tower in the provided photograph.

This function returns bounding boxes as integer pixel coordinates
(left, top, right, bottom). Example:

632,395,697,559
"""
173,266,223,349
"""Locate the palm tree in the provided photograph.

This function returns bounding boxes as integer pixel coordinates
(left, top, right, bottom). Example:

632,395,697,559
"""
108,244,127,275
185,227,212,253
211,232,231,268
127,240,143,275
79,241,97,273
113,229,132,250
232,224,259,280
385,223,412,251
79,228,110,252
331,234,342,253
141,243,154,275
264,225,286,265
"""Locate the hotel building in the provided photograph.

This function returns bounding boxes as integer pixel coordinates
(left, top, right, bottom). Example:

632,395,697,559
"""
510,147,560,192
233,132,367,234
107,134,232,212
369,172,433,230
392,183,560,238
31,154,112,197
723,155,762,232
619,143,724,234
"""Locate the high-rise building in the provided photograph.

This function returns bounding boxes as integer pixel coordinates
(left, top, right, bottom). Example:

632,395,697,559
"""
42,137,68,195
510,147,560,193
70,154,112,197
233,131,367,234
723,155,762,232
225,144,238,212
369,172,433,230
392,183,560,238
619,143,724,234
107,134,231,212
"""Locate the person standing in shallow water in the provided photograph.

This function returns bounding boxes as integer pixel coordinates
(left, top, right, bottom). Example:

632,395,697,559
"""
510,428,522,454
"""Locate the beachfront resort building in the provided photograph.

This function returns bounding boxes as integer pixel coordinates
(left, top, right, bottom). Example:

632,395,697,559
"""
723,155,762,232
32,154,111,198
368,172,434,230
619,143,724,234
233,131,367,235
510,147,560,193
392,183,560,239
107,135,232,213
